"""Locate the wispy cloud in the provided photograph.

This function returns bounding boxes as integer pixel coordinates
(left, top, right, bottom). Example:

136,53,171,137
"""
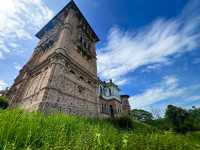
14,62,22,71
130,76,200,109
97,0,200,84
0,80,7,91
0,0,54,59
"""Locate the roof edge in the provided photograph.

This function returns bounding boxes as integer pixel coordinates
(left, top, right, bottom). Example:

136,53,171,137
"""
35,0,100,42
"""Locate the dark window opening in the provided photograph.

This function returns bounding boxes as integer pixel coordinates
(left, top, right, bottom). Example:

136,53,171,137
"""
70,69,75,75
110,105,114,118
88,43,91,50
109,88,112,96
100,86,103,95
80,36,83,44
79,76,84,80
84,42,87,48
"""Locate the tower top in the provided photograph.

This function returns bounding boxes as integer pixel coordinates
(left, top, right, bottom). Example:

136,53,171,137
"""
36,0,99,42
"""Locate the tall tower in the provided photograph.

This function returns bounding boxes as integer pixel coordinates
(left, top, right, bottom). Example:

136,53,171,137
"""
7,0,100,117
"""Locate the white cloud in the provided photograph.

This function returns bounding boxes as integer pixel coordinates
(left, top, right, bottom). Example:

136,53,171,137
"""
114,79,128,86
188,95,200,101
0,80,7,91
14,62,22,71
0,0,54,59
97,0,200,85
130,76,200,109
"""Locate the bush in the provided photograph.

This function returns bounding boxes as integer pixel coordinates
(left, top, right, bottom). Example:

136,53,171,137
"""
108,115,134,129
165,105,193,133
0,96,9,109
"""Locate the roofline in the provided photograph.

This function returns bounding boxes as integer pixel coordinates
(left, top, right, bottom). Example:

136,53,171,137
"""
35,0,100,42
120,95,130,98
98,80,120,90
100,95,121,102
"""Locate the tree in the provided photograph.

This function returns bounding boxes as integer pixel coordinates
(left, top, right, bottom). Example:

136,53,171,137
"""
188,107,200,130
0,96,9,109
165,105,193,133
131,109,153,122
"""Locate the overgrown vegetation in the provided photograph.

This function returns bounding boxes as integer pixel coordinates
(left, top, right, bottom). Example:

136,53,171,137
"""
0,109,200,150
132,105,200,134
0,96,9,109
107,115,134,129
165,105,194,133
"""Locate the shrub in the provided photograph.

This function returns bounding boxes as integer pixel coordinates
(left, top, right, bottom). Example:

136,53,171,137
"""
0,96,9,109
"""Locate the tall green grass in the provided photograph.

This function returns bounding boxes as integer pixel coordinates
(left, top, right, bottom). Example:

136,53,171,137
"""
0,109,199,150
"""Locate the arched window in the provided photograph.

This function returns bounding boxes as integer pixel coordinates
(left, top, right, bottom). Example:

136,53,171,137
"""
100,86,103,95
109,88,112,96
88,43,91,50
84,42,87,48
80,36,83,43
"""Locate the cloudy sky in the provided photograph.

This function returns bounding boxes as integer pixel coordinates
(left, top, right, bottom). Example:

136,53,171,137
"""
0,0,200,111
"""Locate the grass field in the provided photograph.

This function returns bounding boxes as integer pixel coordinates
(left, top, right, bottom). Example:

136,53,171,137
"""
0,109,200,150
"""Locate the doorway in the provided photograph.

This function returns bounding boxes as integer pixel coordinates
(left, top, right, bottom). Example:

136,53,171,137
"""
110,105,114,118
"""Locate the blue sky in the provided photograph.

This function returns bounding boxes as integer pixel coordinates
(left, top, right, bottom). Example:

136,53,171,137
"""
0,0,200,112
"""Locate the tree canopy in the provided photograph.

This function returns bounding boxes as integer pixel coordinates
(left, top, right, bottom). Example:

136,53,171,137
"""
131,109,153,122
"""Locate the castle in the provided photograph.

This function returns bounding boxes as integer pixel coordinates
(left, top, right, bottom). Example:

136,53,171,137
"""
6,0,130,118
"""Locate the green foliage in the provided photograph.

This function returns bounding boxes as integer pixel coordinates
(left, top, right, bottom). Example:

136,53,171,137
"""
189,107,200,130
140,105,200,134
0,109,199,150
108,115,134,129
147,118,171,131
131,109,153,122
165,105,195,133
0,96,9,109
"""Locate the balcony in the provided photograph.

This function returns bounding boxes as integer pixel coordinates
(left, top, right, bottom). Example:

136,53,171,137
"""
100,94,121,102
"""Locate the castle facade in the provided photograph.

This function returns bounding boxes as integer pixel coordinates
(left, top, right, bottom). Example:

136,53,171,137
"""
7,0,130,118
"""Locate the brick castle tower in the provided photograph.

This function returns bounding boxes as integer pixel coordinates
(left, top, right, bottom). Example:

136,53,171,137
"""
7,0,100,117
